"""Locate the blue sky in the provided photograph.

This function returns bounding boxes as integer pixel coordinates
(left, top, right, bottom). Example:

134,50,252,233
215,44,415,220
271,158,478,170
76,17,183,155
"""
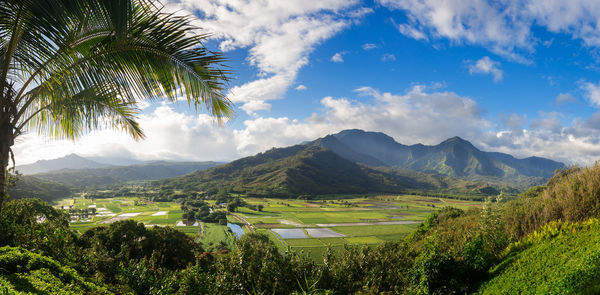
15,0,600,165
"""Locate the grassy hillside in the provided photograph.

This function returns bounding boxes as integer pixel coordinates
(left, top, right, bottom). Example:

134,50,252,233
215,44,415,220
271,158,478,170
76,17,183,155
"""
479,219,600,294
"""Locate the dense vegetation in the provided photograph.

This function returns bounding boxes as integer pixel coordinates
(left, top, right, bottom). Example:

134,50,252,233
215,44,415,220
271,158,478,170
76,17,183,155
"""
1,163,600,294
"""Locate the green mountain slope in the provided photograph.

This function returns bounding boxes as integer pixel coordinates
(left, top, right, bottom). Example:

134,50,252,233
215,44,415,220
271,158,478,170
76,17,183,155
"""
478,219,600,294
8,176,73,202
157,145,510,197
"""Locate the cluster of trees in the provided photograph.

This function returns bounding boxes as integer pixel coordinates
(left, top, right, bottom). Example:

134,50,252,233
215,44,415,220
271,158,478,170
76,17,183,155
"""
181,200,226,224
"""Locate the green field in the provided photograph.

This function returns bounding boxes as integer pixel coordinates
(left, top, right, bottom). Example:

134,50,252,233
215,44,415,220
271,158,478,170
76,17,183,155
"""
58,196,243,253
236,195,482,261
59,194,481,260
199,223,236,252
57,197,194,234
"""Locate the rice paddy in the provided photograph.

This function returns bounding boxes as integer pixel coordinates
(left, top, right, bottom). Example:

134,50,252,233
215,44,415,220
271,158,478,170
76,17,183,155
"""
234,195,482,261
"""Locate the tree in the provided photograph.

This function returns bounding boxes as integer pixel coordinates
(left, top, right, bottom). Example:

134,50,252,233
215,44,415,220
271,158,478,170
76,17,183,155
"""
0,0,232,212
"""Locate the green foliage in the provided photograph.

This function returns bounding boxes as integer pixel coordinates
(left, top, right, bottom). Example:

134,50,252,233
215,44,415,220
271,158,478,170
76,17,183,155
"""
181,199,224,223
502,163,600,240
213,233,317,294
518,185,545,198
5,162,600,294
0,246,111,294
118,259,180,295
0,198,78,264
79,220,201,282
320,242,412,294
176,265,215,295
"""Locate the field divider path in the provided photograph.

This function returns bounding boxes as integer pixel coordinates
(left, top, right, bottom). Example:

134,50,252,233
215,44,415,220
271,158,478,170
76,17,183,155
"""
230,213,255,233
269,230,288,248
316,220,422,227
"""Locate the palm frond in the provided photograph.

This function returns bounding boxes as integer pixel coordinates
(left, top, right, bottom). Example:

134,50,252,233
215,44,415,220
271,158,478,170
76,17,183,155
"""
0,0,232,140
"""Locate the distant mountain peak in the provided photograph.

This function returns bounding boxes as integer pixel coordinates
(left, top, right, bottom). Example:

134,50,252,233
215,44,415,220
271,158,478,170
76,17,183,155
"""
62,153,86,159
440,136,471,145
333,129,402,147
17,154,107,175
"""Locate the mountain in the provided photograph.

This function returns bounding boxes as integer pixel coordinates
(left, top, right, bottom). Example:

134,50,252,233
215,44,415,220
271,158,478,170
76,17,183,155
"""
317,129,564,186
33,161,221,188
157,144,512,197
17,154,108,175
86,156,145,166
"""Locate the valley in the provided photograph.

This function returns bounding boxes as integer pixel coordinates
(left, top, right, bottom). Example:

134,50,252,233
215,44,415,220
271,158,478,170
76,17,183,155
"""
59,193,482,261
2,2,598,293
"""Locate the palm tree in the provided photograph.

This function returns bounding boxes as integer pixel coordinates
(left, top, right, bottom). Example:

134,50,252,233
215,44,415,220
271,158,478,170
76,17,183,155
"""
0,0,233,212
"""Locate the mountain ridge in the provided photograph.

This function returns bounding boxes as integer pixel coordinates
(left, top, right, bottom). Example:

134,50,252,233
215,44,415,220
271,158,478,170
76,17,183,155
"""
317,129,564,184
17,154,108,175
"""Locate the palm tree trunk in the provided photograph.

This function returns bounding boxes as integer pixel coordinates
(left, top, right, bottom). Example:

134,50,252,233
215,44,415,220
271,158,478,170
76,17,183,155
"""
0,121,13,213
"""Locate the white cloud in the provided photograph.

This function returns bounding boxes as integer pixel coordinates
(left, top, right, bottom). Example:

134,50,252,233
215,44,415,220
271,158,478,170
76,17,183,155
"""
555,93,577,105
500,114,526,136
395,23,428,41
163,0,366,114
13,85,489,165
379,0,600,63
362,43,378,50
295,84,307,91
381,53,396,61
331,52,345,63
380,0,534,63
14,103,239,165
467,56,504,82
582,81,600,107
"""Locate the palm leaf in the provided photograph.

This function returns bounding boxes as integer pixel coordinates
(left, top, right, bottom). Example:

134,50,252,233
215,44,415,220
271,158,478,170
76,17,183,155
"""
1,0,232,140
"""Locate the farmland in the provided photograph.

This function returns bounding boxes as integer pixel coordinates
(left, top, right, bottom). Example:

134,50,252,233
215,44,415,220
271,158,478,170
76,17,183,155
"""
58,194,482,261
229,195,482,261
55,197,201,235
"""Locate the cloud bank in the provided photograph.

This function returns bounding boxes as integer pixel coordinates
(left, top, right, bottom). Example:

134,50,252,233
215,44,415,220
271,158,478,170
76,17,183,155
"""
379,0,600,63
16,85,600,166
